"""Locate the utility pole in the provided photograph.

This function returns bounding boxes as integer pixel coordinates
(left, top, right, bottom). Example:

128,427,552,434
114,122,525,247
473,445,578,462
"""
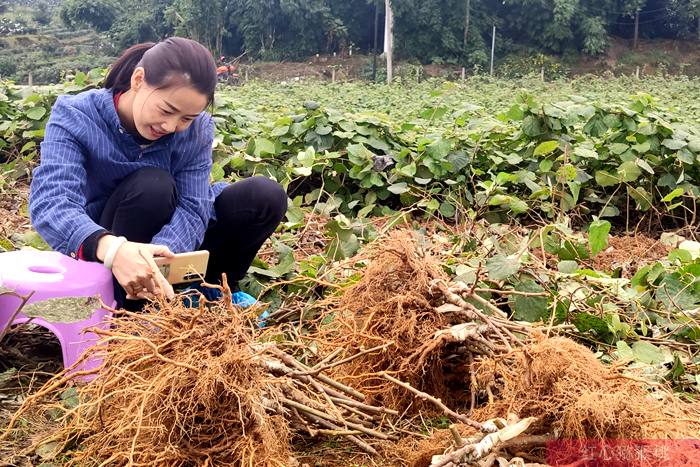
463,0,471,48
372,0,379,81
633,8,640,49
490,25,496,76
385,0,393,84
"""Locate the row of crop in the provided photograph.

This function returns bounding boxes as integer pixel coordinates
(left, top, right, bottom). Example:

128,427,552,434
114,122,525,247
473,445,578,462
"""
3,74,700,227
211,91,700,226
0,71,101,186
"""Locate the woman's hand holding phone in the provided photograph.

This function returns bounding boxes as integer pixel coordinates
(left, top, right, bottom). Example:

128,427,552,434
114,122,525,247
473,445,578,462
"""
97,236,175,300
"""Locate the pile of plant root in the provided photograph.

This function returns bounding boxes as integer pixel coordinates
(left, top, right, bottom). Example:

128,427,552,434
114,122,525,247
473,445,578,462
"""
473,334,700,440
1,283,394,465
312,229,533,412
2,290,290,465
393,334,700,466
312,230,454,407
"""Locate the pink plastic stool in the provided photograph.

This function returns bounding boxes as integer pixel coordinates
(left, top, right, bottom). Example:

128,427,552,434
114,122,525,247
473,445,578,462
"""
0,250,115,376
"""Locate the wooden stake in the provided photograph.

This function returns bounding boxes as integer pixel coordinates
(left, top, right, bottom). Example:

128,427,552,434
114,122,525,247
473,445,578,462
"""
490,25,496,76
385,0,394,84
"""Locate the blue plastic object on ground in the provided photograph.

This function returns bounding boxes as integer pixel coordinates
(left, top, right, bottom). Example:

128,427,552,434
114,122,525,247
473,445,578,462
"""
179,282,268,327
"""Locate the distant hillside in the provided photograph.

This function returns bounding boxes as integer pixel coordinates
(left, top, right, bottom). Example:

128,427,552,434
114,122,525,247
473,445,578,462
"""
0,1,114,84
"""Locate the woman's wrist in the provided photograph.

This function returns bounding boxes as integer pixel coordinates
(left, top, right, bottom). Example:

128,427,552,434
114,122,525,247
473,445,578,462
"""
103,236,128,270
96,234,118,263
81,229,112,262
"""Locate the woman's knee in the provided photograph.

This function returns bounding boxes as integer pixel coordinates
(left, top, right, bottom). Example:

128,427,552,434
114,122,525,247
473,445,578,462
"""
216,176,288,225
123,167,177,212
252,176,288,222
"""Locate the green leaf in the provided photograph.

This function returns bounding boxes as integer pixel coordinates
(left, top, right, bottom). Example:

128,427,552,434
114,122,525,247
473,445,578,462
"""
508,198,528,214
522,115,542,137
662,138,686,150
505,104,525,121
631,341,665,365
486,254,521,281
271,125,290,137
615,341,634,361
325,219,361,261
637,123,656,135
253,138,276,157
688,137,700,152
558,260,579,274
627,186,652,211
572,312,613,342
657,274,699,311
595,170,619,187
539,159,554,172
618,161,642,182
397,162,417,177
21,141,36,153
665,354,686,381
584,116,608,137
347,143,373,166
636,158,654,175
533,140,559,156
425,199,440,211
387,182,409,194
668,248,693,263
631,141,650,153
210,163,225,182
249,243,295,278
662,188,684,203
35,441,61,461
446,151,469,172
315,125,333,135
61,387,80,409
427,138,452,159
439,202,456,218
574,147,598,159
609,143,629,155
26,106,46,120
599,206,620,218
293,166,313,176
284,203,305,227
589,219,611,256
508,278,549,322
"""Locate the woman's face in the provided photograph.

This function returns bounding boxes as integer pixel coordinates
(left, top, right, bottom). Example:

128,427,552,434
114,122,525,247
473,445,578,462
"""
130,67,209,141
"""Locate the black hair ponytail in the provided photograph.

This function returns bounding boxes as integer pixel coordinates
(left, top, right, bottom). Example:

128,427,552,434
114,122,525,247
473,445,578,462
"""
104,37,217,105
104,42,155,94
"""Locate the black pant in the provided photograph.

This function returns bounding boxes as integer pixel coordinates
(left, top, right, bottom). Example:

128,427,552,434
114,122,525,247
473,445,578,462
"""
99,167,287,308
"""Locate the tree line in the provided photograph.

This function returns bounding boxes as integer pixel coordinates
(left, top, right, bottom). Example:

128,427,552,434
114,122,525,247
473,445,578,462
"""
58,0,700,65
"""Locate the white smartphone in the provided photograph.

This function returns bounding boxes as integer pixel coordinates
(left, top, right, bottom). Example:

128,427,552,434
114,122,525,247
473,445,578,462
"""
154,250,210,284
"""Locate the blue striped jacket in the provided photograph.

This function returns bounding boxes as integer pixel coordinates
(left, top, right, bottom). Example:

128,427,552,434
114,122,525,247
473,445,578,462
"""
29,88,226,258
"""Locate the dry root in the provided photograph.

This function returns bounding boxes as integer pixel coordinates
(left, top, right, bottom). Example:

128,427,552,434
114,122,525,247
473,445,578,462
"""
473,335,700,440
313,230,452,408
3,292,290,466
2,286,393,465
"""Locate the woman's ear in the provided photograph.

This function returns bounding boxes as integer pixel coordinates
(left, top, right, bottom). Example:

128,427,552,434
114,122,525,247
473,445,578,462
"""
130,67,146,92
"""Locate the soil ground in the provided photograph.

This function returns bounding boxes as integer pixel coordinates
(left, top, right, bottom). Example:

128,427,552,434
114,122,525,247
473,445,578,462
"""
229,37,700,84
0,183,32,250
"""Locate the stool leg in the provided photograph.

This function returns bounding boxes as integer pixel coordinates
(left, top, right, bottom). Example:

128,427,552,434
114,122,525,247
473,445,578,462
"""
0,294,24,338
61,327,104,376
